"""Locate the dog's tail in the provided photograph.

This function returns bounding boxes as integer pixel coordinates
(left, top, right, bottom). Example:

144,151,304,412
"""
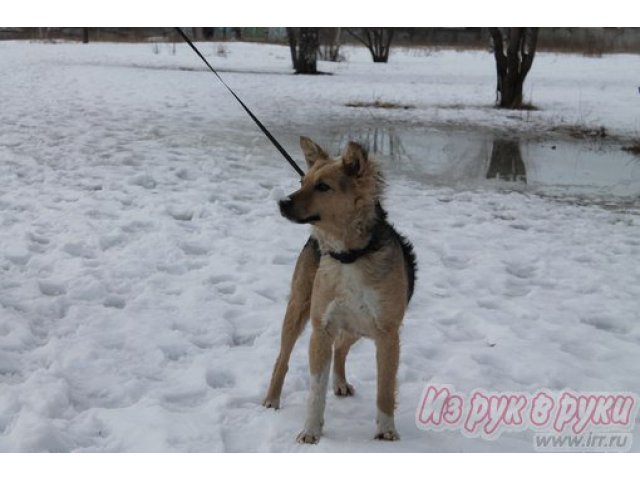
397,231,417,304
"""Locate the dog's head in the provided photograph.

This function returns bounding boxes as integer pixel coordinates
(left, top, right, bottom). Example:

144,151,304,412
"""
279,137,382,236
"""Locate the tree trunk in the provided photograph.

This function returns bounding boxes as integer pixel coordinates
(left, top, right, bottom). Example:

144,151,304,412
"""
330,27,342,61
82,28,89,44
287,28,319,74
489,27,538,109
286,27,298,70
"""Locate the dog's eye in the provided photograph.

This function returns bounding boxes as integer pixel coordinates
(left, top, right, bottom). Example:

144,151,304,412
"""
315,182,331,192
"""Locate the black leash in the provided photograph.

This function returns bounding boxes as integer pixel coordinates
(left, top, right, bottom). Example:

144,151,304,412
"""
174,27,305,178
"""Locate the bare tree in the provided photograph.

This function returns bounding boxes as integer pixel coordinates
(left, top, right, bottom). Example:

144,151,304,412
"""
192,28,204,41
287,28,320,74
489,28,539,109
347,28,394,63
319,28,342,62
202,28,215,40
37,27,50,42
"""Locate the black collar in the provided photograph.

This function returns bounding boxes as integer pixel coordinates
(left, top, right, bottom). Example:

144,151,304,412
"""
326,228,382,264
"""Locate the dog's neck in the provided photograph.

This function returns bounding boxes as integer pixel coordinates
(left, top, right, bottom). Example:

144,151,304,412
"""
312,201,382,257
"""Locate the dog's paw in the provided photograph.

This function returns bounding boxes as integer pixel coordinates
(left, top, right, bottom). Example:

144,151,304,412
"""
296,430,321,444
262,397,280,409
334,381,355,397
374,430,400,441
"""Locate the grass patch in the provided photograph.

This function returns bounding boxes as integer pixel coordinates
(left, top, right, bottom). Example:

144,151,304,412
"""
552,125,608,140
622,142,640,156
515,102,538,111
345,100,414,110
495,102,539,111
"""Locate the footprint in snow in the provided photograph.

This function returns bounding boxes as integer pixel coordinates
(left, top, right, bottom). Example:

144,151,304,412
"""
580,315,629,335
103,296,126,309
5,245,31,266
28,232,50,245
253,288,277,302
162,389,207,407
231,332,258,347
167,207,194,221
225,294,247,306
224,202,251,215
216,283,236,295
503,282,532,297
38,280,67,297
272,254,294,265
120,220,155,234
205,370,235,389
180,241,210,256
129,174,156,189
441,254,470,270
207,274,234,285
504,261,537,279
63,242,97,259
99,233,127,251
175,168,196,181
222,309,241,321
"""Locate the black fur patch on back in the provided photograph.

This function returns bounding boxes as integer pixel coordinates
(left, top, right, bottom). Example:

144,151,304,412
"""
375,202,417,304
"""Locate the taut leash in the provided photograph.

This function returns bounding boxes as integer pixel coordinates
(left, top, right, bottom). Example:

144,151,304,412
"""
174,27,305,178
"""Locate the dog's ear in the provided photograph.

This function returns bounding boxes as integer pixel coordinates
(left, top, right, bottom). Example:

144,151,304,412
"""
342,142,368,177
300,136,329,169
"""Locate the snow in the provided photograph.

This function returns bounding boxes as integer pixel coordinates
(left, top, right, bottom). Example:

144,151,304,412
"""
0,40,639,452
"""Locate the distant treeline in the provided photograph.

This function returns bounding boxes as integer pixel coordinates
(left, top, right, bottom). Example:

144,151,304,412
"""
2,27,639,54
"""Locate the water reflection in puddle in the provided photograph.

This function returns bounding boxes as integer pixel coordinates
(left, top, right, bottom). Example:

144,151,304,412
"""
318,126,640,211
486,140,526,184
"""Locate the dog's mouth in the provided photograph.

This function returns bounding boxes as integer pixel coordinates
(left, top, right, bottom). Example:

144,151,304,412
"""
278,198,320,224
281,210,321,224
293,214,320,224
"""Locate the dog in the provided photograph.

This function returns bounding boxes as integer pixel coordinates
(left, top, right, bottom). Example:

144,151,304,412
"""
263,137,416,444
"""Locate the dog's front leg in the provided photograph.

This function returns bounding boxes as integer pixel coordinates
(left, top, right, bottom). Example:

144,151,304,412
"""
297,325,333,444
374,330,400,440
262,294,309,409
263,237,319,409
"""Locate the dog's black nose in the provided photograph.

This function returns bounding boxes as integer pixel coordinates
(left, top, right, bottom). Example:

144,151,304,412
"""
279,197,293,217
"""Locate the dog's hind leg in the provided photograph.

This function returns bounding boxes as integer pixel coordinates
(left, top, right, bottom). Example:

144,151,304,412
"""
263,237,320,409
332,331,359,396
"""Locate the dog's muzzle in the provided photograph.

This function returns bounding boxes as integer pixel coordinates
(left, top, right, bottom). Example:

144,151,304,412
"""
278,197,320,224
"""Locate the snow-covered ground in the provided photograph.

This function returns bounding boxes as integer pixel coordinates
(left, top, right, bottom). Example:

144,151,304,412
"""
0,40,639,452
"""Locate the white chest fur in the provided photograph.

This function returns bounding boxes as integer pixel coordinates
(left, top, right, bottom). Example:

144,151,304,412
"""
319,259,380,337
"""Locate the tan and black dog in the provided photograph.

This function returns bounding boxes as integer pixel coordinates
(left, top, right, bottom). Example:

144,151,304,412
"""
263,137,416,444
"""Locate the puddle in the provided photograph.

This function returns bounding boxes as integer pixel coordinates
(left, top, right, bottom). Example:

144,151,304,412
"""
300,126,640,212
